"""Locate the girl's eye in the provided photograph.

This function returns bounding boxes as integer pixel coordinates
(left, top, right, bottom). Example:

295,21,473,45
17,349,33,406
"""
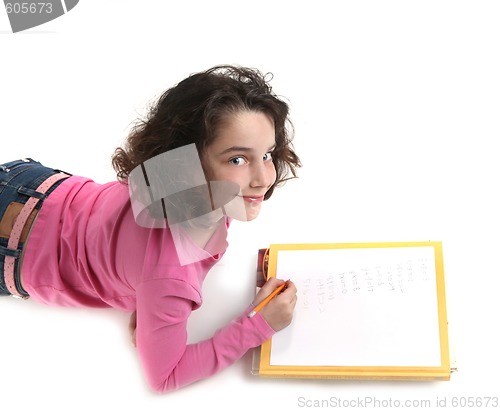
229,157,246,166
263,152,273,161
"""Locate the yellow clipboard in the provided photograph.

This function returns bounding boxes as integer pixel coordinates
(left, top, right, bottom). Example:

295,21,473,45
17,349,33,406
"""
257,242,451,381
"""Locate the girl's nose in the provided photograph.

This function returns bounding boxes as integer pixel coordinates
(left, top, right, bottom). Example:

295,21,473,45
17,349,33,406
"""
250,162,276,189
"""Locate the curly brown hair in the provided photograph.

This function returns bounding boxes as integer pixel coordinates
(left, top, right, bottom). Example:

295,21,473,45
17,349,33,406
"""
112,65,301,200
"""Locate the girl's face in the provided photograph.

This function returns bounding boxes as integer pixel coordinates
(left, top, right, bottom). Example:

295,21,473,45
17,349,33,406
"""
204,110,277,221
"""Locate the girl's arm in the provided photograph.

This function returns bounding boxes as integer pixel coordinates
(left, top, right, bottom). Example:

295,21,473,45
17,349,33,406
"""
129,277,296,347
134,278,280,393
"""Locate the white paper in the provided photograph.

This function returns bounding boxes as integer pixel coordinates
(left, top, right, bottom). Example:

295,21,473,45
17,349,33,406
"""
270,246,442,367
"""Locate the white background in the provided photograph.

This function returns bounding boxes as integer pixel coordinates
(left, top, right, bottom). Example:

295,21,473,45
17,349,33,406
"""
1,1,499,409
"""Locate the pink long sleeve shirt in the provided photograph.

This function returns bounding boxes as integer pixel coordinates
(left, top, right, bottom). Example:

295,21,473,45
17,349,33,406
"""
21,176,275,392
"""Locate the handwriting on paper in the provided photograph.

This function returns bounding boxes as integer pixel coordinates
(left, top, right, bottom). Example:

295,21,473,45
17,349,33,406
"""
299,257,432,314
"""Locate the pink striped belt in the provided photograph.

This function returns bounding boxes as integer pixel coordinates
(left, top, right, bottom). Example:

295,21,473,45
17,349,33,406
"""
3,172,69,299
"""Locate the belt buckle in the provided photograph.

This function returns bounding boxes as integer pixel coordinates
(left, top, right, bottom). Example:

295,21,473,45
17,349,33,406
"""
12,294,29,300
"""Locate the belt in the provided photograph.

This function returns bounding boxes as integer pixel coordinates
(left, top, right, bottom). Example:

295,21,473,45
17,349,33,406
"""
3,172,69,299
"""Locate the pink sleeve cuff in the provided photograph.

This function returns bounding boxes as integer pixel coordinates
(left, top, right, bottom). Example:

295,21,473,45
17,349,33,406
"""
243,304,276,341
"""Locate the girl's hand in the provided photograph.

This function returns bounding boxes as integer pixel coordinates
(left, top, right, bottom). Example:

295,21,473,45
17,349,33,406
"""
252,278,297,332
129,310,137,347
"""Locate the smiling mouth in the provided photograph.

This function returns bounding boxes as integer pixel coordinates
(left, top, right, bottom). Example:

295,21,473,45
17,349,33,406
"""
241,195,264,204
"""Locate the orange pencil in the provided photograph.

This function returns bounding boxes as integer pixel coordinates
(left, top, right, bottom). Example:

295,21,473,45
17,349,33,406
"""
248,281,288,318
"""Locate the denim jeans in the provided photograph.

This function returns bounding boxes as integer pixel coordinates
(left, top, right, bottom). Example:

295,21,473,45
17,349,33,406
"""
0,158,69,297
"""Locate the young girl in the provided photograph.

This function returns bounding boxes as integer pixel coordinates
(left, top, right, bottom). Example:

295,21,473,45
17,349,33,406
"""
0,65,300,393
